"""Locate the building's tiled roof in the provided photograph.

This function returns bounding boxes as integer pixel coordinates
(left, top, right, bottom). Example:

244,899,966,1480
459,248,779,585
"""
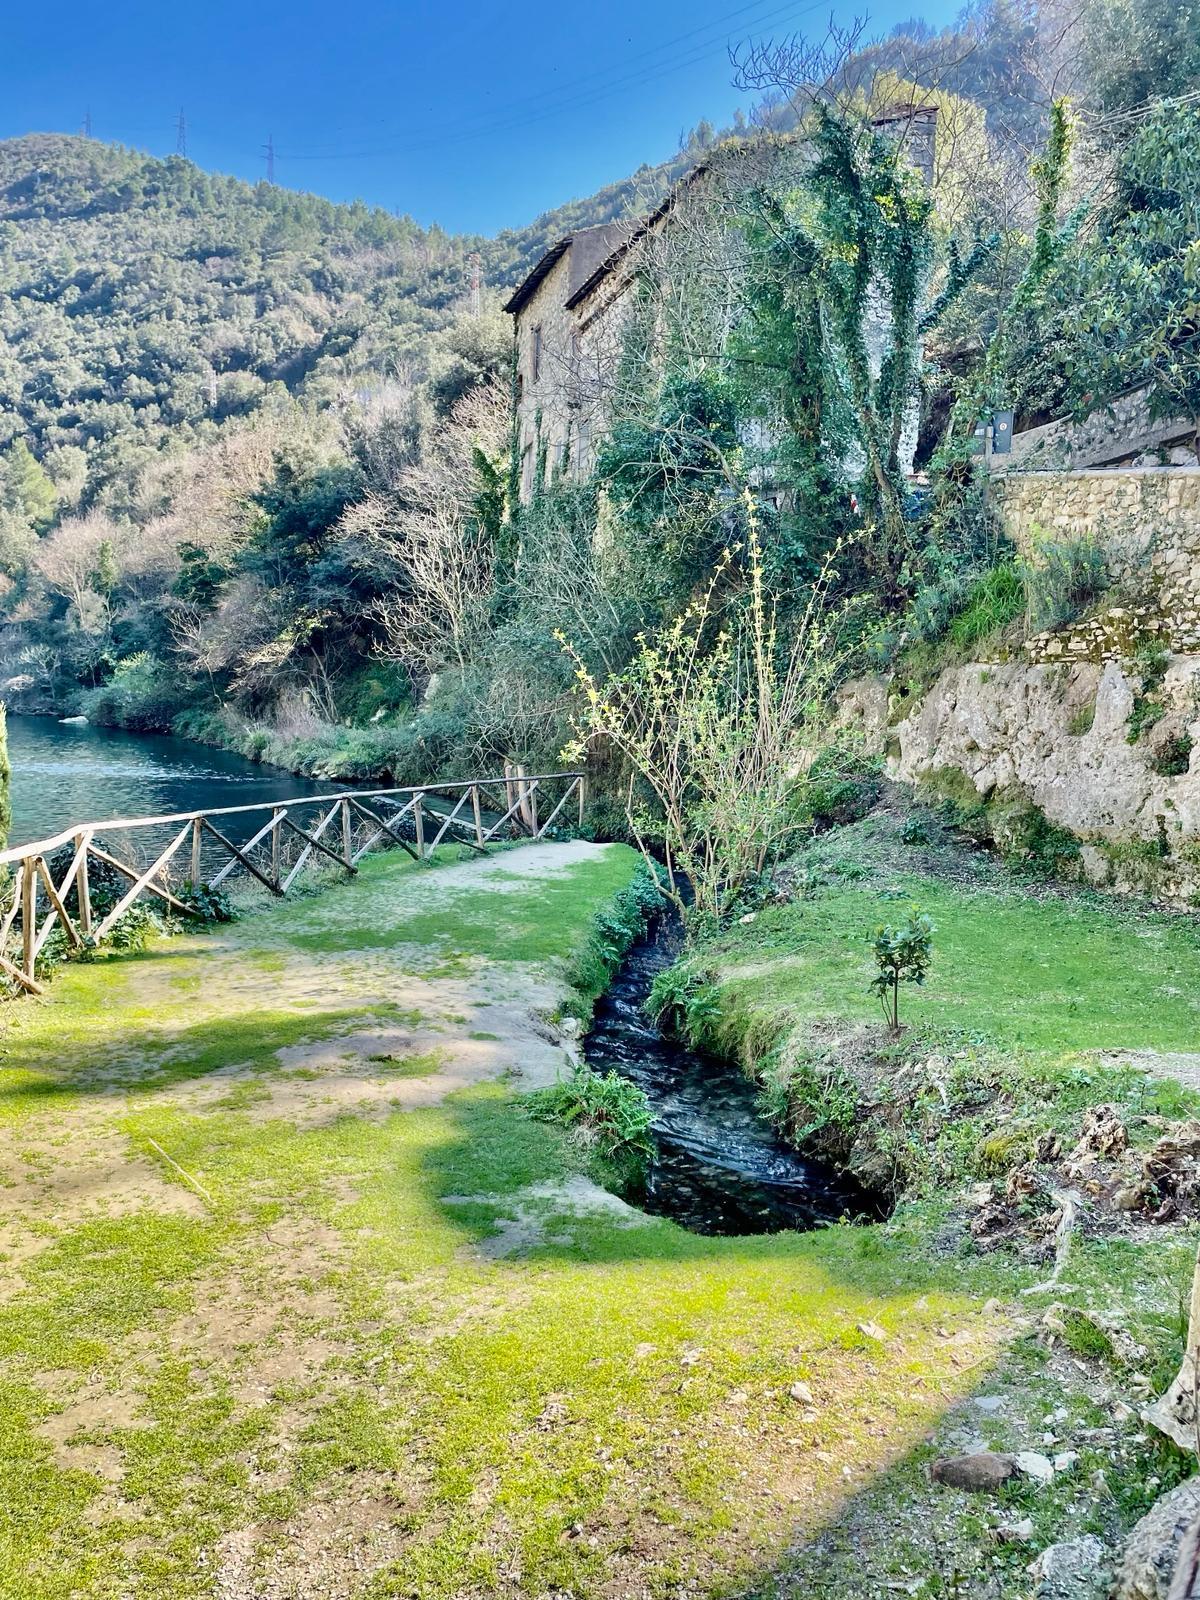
505,112,935,322
502,236,572,316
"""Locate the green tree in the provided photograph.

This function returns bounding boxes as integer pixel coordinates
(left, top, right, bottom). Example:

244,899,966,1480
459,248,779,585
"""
93,540,119,598
869,907,935,1033
1,440,57,533
736,109,984,589
1064,104,1200,455
0,704,11,852
1083,0,1200,116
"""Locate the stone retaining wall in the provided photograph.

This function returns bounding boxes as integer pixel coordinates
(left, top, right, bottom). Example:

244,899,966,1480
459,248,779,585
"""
992,469,1200,574
839,659,1200,904
992,470,1200,659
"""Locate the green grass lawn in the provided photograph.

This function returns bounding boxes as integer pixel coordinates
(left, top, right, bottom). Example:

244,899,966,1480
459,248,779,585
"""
708,871,1200,1054
0,833,1194,1599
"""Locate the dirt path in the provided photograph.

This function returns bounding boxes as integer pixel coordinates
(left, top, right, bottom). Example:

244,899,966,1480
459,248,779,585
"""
1,842,607,1237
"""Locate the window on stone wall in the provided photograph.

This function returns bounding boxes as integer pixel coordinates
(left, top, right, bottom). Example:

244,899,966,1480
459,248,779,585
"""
532,325,543,382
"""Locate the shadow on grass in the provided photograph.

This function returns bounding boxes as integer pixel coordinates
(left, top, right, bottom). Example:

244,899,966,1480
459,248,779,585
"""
0,1004,413,1112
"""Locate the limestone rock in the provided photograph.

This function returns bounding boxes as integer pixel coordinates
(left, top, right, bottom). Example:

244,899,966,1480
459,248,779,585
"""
1031,1534,1108,1600
1014,1450,1056,1485
863,649,1200,906
997,1517,1035,1544
1116,1477,1200,1599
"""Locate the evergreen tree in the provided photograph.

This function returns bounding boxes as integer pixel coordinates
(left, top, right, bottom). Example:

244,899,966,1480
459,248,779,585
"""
2,441,57,533
0,704,12,853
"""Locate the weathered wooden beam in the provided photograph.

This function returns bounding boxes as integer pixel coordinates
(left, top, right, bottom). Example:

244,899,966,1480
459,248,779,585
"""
21,858,35,979
280,810,358,889
413,794,425,860
94,823,193,940
35,856,83,950
535,777,579,840
200,819,283,897
87,844,195,917
280,802,348,892
348,797,419,865
270,807,284,890
482,782,541,843
208,811,284,890
427,789,473,853
0,862,25,946
0,946,43,996
75,831,92,937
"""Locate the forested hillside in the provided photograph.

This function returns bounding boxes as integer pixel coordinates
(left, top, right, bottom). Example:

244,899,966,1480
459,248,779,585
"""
0,132,694,511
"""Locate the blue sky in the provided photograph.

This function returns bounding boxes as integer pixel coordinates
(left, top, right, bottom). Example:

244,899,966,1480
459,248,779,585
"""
2,0,957,235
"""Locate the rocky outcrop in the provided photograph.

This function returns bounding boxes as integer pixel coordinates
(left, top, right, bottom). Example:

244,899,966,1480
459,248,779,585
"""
1115,1477,1200,1599
840,655,1200,901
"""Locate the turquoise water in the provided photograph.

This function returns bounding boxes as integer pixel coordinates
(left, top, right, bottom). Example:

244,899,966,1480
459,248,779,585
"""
5,715,340,848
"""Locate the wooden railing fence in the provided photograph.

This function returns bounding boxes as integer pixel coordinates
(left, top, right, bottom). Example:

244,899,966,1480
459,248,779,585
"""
0,769,585,996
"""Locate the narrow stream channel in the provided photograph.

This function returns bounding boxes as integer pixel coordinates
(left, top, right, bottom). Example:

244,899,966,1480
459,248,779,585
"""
584,916,875,1237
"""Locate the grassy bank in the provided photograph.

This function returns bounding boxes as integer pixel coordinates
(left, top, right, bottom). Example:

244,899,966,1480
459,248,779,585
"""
3,824,1198,1598
647,807,1200,1589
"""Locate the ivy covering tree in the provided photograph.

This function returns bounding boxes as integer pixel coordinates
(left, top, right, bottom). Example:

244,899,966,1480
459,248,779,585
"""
735,108,983,590
1065,104,1200,454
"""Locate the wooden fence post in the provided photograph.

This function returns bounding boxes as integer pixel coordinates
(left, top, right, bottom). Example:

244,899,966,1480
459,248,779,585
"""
413,794,425,860
578,776,586,829
271,807,284,890
341,799,352,867
190,817,203,887
21,860,36,980
471,785,483,848
76,832,92,937
516,763,533,834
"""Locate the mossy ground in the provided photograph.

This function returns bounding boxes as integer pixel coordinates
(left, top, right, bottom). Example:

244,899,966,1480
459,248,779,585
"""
1,827,1196,1598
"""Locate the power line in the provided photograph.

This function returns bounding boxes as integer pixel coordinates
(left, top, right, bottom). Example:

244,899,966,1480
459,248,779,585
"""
176,107,188,158
279,0,825,163
300,0,810,150
262,132,276,184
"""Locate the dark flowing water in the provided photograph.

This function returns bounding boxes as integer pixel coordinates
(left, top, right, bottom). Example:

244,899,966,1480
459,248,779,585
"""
5,714,342,847
584,917,875,1236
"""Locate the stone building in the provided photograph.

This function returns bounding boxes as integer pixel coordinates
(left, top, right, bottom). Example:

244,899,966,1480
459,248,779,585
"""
505,108,940,504
503,200,678,501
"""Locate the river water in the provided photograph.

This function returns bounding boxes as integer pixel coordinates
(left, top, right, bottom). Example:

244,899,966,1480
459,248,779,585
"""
5,714,340,847
584,917,875,1236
